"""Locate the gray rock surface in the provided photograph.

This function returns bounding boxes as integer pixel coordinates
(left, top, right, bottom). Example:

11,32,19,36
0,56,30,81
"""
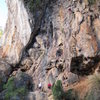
1,0,100,100
25,91,47,100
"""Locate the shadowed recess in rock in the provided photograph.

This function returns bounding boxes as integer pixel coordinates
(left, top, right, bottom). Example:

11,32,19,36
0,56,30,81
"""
70,55,100,75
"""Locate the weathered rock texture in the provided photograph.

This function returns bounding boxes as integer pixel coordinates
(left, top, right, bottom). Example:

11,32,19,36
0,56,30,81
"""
1,0,100,99
2,0,32,64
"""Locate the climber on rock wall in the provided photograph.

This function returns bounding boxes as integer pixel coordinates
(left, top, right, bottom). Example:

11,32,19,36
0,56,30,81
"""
48,83,52,89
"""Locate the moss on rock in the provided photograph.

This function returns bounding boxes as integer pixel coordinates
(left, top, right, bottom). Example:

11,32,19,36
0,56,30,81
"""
3,76,27,100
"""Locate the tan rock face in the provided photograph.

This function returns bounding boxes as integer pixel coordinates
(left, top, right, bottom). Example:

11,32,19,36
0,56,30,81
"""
94,18,100,49
72,11,83,33
2,0,32,64
76,21,98,57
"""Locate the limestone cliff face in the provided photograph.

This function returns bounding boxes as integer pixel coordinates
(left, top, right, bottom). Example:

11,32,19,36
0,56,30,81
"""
1,0,100,99
3,0,100,65
2,0,32,64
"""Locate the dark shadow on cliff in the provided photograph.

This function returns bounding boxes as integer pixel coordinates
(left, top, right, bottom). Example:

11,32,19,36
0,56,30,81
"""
70,55,100,76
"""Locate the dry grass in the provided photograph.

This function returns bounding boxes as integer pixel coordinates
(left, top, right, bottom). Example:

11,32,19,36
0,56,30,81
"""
73,78,90,100
64,74,100,100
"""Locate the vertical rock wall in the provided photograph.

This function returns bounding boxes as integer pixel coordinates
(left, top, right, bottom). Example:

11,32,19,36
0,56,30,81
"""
2,0,32,64
1,0,100,99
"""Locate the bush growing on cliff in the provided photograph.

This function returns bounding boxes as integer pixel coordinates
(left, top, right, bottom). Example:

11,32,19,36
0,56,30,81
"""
88,0,96,5
52,80,66,100
3,76,14,91
3,76,27,100
52,80,79,100
25,0,41,12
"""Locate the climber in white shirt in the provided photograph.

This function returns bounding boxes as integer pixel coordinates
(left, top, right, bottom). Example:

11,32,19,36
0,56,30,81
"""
38,82,42,89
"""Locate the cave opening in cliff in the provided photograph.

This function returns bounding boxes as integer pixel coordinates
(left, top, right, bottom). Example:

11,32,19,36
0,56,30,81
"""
0,0,8,41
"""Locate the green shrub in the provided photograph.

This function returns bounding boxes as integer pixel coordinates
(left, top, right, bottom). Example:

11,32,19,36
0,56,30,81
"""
66,89,79,100
35,0,41,6
3,76,14,90
52,80,66,100
28,0,41,12
88,0,96,5
3,76,27,100
5,86,27,100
